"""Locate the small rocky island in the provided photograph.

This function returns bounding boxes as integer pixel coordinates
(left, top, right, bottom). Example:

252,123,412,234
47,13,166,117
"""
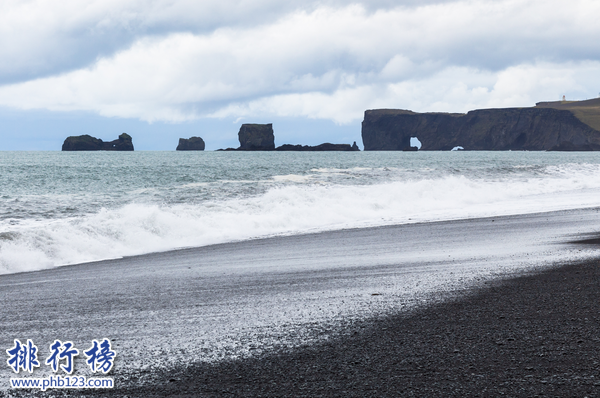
220,123,360,151
276,142,359,151
361,98,600,151
62,133,134,151
238,124,276,150
176,137,205,151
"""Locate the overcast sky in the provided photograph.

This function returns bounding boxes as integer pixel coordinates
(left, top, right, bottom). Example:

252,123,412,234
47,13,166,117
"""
2,0,600,150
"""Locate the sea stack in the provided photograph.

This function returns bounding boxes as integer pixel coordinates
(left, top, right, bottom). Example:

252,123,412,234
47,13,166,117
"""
62,133,134,151
176,137,205,151
219,123,360,151
238,124,275,150
361,99,600,151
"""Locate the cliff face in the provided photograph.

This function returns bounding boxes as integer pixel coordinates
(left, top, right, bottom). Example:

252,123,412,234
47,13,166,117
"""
176,137,205,151
362,107,600,151
62,133,134,151
238,124,275,150
535,98,600,132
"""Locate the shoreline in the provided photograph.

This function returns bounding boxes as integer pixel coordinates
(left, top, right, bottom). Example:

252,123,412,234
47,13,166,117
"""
2,208,600,396
10,205,600,277
121,256,600,397
4,150,600,277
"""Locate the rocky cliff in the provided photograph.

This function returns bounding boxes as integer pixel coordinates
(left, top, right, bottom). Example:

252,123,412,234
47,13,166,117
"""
176,137,205,151
62,133,134,151
361,103,600,151
238,124,275,150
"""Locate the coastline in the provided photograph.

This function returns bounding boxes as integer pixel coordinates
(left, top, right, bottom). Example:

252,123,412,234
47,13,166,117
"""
1,208,600,396
127,256,600,397
4,150,600,276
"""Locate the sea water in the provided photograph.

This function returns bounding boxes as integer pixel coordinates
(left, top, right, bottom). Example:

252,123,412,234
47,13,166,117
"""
1,150,600,274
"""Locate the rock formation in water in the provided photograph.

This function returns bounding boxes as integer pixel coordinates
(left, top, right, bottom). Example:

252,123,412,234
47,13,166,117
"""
238,124,275,150
62,133,134,151
176,137,205,151
275,142,359,151
218,123,360,151
361,99,600,151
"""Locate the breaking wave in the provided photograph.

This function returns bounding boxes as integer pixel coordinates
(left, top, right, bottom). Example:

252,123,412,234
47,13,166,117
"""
2,162,600,274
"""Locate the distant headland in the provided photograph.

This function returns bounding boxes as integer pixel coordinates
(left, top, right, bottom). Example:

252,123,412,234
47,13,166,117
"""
362,98,600,151
60,98,600,152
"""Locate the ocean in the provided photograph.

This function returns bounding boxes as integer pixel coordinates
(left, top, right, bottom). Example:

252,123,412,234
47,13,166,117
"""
2,150,600,274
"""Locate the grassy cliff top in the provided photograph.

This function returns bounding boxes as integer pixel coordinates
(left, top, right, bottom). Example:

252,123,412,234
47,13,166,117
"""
536,98,600,132
365,109,464,117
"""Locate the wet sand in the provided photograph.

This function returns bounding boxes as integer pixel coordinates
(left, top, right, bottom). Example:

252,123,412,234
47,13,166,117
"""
135,256,600,397
1,208,600,396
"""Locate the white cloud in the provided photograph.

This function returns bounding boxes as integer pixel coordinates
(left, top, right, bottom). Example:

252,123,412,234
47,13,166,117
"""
0,0,598,123
212,62,600,123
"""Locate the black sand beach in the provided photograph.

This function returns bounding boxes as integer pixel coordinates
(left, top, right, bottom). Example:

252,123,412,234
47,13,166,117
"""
2,209,600,397
133,257,600,397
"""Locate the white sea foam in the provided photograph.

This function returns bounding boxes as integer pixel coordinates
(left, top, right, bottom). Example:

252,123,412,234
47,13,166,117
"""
2,162,600,274
271,174,313,182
